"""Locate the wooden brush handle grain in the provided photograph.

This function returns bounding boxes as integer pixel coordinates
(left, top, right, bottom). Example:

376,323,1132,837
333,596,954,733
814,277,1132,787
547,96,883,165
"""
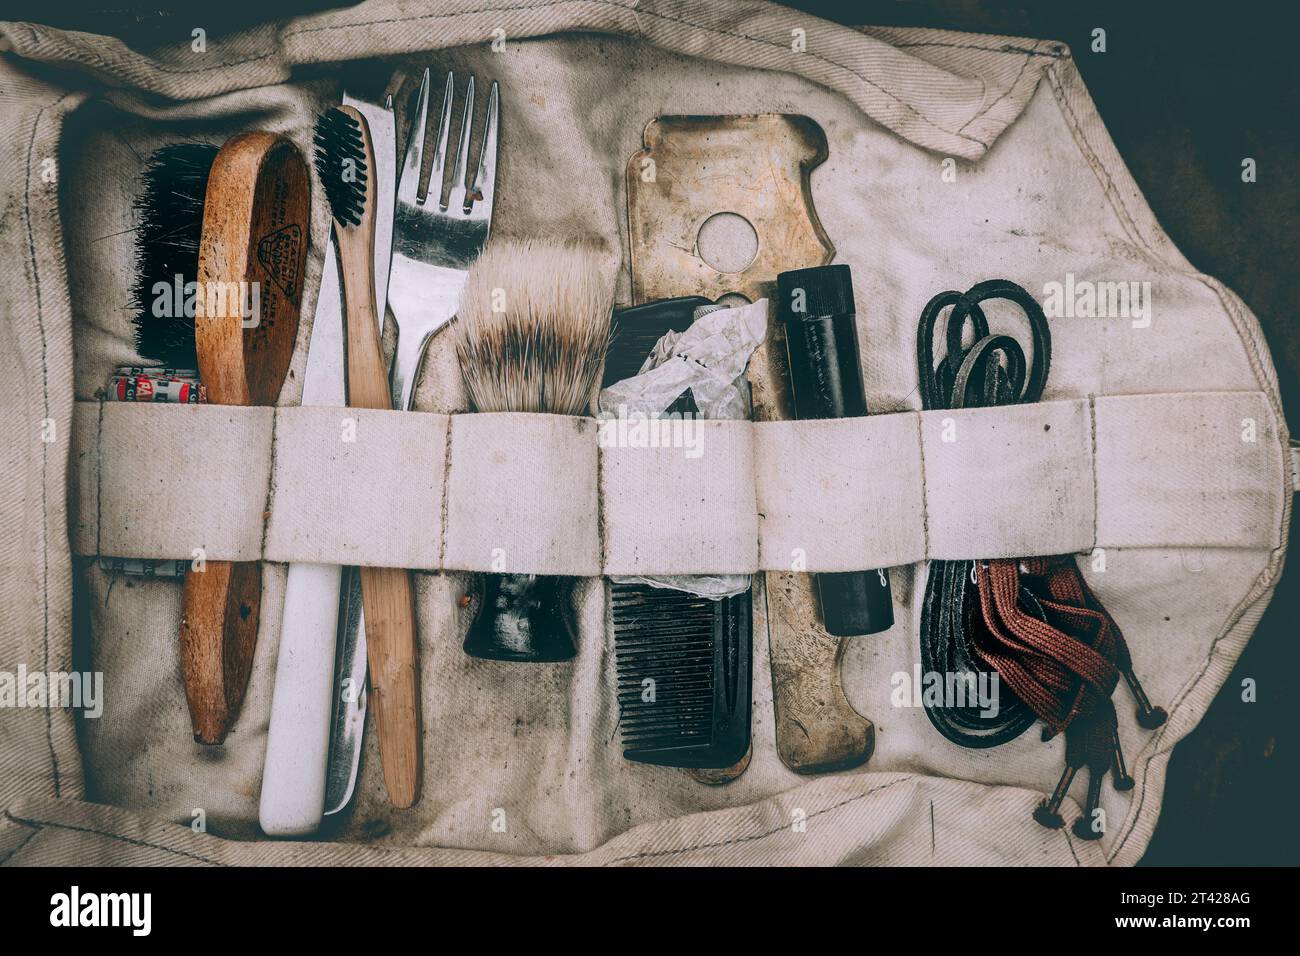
333,106,422,808
181,561,262,744
183,133,307,745
357,566,420,807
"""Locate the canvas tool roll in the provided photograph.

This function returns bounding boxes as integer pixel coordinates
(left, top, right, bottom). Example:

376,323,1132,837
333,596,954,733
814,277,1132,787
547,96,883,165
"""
0,0,1291,867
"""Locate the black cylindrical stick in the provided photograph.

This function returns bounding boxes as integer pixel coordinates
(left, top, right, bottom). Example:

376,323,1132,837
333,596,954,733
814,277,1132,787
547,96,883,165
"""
777,264,894,636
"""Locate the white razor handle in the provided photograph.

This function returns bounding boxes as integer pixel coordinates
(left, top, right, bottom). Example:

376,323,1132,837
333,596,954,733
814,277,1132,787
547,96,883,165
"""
258,90,395,836
259,562,343,834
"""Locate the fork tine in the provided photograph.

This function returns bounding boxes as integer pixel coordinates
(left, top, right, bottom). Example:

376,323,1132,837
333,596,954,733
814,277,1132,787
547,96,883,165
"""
428,71,454,208
397,68,431,207
467,80,499,217
446,74,476,213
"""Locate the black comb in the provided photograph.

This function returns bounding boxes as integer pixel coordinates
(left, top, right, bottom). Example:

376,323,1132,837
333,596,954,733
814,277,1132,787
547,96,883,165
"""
614,584,752,768
313,107,367,227
606,297,754,770
131,142,219,367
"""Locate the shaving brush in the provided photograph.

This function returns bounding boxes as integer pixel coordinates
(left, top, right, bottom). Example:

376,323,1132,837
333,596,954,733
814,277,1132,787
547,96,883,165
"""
454,239,613,662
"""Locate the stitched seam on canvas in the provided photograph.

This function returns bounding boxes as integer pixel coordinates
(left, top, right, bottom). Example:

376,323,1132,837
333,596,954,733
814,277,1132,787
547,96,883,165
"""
601,776,916,864
439,417,453,568
259,408,279,560
1088,394,1098,551
958,40,1037,136
892,41,1064,58
1108,562,1279,862
3,811,223,865
94,398,104,557
1106,428,1287,862
595,423,608,576
16,9,1003,148
26,91,71,799
1044,64,1159,271
1041,60,1289,863
1063,827,1082,866
279,2,989,148
0,825,42,865
914,413,930,558
19,22,278,77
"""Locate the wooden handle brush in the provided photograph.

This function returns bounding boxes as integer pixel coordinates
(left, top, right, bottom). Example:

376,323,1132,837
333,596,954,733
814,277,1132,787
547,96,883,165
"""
453,239,614,662
186,133,308,745
315,106,421,807
134,135,308,745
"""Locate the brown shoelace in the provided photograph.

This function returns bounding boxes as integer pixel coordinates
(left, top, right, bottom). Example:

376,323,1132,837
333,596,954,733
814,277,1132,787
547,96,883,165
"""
917,281,1166,838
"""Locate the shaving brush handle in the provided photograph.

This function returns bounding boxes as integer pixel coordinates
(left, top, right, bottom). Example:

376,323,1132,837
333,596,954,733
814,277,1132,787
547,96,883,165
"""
463,574,578,662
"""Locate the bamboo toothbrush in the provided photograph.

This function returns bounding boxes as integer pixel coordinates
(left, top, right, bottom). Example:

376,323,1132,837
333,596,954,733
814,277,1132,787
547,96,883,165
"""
314,106,421,807
133,135,309,745
454,239,614,662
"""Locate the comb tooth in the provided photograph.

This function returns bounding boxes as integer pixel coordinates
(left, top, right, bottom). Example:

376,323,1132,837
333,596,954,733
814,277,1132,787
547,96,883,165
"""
617,646,712,656
625,741,710,753
625,739,710,750
617,674,713,685
623,713,711,725
622,687,713,694
626,738,711,749
622,706,713,720
617,652,713,664
625,729,712,742
619,691,714,704
617,675,713,685
623,713,712,725
621,712,713,722
611,576,750,769
617,671,712,683
616,631,716,643
617,648,714,657
616,621,715,631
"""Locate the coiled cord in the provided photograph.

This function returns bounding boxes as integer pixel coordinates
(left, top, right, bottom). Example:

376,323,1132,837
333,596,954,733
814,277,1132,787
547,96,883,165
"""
916,279,1050,748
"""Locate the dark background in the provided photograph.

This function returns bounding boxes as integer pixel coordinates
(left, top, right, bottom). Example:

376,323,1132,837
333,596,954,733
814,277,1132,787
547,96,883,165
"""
7,0,1295,865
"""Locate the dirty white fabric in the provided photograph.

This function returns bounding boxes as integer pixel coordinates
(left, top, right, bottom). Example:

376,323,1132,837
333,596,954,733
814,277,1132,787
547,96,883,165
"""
69,391,1283,571
0,0,1289,867
444,413,602,575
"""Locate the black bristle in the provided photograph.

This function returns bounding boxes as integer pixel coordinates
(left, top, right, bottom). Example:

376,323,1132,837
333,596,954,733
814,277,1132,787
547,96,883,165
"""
131,142,219,366
313,108,367,227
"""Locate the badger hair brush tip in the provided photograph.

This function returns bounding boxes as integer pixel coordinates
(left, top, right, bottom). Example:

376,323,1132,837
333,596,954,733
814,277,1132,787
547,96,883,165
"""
454,239,613,663
454,239,614,415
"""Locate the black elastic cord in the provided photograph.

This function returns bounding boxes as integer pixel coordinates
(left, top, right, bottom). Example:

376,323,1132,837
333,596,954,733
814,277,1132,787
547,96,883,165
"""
916,280,1051,748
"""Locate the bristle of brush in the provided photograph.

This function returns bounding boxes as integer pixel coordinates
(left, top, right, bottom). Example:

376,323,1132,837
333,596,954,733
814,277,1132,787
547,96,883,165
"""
131,143,219,367
454,240,614,415
313,108,367,227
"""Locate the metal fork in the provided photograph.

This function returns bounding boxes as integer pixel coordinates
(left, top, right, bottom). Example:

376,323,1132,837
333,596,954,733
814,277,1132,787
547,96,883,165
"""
388,68,500,411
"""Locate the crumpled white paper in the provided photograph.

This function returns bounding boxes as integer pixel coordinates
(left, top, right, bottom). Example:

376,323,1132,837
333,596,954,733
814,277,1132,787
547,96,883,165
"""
598,298,768,598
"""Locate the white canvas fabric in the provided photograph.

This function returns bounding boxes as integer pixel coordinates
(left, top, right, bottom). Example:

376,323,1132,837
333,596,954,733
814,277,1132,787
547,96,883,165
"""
68,391,1283,571
0,0,1289,866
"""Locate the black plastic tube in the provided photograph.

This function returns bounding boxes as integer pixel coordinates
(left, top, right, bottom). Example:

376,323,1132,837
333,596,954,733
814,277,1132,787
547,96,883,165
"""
777,264,894,636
